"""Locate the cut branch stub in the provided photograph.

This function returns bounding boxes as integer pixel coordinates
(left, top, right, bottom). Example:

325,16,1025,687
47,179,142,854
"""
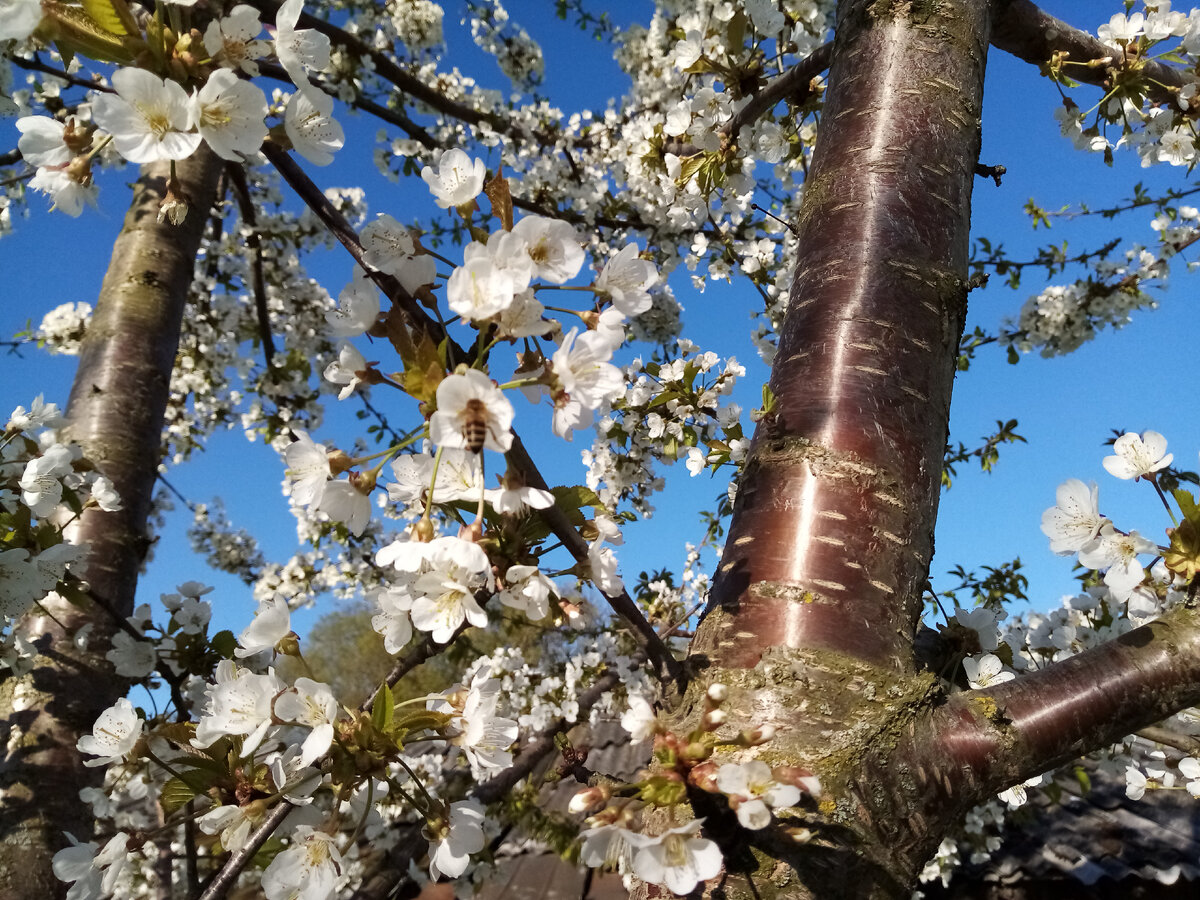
698,0,990,673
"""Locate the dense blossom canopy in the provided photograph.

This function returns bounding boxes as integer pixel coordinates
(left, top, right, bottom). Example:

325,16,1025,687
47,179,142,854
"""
4,1,1200,898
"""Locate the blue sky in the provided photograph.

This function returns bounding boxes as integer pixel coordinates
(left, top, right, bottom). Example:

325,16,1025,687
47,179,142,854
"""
2,0,1197,647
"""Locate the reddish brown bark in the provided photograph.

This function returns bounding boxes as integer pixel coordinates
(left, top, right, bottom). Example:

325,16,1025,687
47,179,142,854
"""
662,3,1200,897
696,0,987,673
0,147,222,900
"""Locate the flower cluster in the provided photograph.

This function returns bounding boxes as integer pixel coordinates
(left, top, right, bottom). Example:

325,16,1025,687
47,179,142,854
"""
1039,430,1174,601
573,681,821,894
920,427,1200,887
15,1,342,217
0,397,123,669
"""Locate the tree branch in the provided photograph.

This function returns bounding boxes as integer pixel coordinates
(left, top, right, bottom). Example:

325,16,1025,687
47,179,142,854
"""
349,660,629,900
723,41,833,142
933,603,1200,797
256,61,440,149
247,0,506,131
194,800,292,900
990,0,1185,105
225,163,276,370
7,54,113,93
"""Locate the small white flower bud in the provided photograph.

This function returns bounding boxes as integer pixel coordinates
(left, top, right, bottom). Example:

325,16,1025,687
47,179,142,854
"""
703,709,727,729
707,682,728,703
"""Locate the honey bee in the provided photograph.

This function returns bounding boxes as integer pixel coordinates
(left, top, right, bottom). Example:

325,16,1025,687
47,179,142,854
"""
461,397,490,454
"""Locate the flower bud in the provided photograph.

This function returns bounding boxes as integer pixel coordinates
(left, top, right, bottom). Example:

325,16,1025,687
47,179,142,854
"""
568,785,610,814
689,761,719,793
327,449,354,475
683,740,713,763
740,724,776,746
349,469,376,494
414,516,436,543
702,709,727,730
62,119,91,154
275,631,301,658
775,766,822,798
706,682,728,704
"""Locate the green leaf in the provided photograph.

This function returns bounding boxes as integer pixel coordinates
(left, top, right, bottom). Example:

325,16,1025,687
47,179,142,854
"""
372,681,394,733
210,629,237,659
160,776,198,815
81,0,129,35
552,484,605,515
392,708,452,738
761,383,776,413
1173,488,1200,524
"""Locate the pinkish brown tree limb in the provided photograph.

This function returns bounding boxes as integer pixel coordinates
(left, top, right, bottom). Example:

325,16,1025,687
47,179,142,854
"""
990,0,1185,105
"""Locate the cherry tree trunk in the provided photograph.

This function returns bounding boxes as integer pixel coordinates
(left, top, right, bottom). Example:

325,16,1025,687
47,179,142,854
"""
0,147,222,900
653,0,993,896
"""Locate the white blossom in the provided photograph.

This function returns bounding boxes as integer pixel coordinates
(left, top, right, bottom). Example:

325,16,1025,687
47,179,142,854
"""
193,660,285,756
716,761,802,830
0,0,42,42
428,799,486,880
1102,430,1173,480
284,430,332,508
273,0,331,84
92,69,201,164
273,677,339,766
409,537,493,643
632,820,722,895
76,697,142,767
191,69,269,161
16,116,75,167
284,86,344,166
421,148,486,209
962,653,1015,690
1077,523,1158,600
204,5,271,75
261,826,343,900
317,480,373,536
52,832,130,900
236,595,291,657
595,243,658,316
1041,479,1107,555
324,342,368,399
105,631,157,678
510,215,585,284
429,369,515,454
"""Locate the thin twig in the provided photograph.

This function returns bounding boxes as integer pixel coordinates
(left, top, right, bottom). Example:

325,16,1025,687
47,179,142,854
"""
194,801,292,900
225,163,277,369
359,617,473,714
256,61,440,149
8,54,114,93
471,663,625,804
247,0,506,131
